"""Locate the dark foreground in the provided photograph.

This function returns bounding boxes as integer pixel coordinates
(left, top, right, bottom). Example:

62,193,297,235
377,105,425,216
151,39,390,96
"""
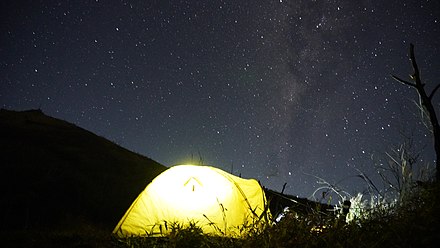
2,182,440,248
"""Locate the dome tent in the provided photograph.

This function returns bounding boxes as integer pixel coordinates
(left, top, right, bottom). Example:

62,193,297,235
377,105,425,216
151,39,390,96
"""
113,165,270,237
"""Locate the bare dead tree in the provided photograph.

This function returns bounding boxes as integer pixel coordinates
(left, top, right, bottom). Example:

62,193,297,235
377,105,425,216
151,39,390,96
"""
392,44,440,181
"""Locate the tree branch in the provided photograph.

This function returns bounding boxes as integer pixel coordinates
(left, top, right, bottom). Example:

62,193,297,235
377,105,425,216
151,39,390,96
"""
409,43,426,88
391,75,417,87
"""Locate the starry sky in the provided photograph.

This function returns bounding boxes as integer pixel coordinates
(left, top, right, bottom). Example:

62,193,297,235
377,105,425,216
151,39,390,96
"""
1,0,439,200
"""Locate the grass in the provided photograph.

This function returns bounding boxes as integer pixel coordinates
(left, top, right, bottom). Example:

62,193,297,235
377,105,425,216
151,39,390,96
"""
1,197,437,247
4,181,437,248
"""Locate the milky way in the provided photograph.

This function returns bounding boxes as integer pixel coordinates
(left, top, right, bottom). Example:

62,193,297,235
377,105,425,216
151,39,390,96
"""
1,0,439,199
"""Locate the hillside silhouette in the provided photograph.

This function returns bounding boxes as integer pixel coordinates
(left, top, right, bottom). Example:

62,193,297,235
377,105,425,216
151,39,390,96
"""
0,109,167,232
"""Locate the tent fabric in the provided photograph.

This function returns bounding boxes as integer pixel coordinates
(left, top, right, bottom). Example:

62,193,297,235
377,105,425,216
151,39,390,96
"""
113,165,270,237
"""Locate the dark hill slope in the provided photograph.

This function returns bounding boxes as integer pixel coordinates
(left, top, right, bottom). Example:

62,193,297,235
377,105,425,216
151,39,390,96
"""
0,109,167,231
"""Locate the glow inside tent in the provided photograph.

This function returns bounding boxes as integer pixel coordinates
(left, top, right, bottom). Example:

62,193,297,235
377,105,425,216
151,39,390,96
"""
113,165,270,237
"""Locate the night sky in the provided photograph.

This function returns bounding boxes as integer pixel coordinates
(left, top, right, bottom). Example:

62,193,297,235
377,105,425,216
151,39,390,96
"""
1,0,439,199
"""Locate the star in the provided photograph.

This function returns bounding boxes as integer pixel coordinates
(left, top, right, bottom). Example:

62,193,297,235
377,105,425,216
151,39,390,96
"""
0,0,439,199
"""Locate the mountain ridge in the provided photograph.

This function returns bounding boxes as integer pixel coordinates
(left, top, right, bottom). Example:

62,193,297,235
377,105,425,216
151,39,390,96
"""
0,108,167,231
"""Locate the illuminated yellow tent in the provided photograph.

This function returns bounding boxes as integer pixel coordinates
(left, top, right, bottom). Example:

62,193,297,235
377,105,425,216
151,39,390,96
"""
113,165,270,237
